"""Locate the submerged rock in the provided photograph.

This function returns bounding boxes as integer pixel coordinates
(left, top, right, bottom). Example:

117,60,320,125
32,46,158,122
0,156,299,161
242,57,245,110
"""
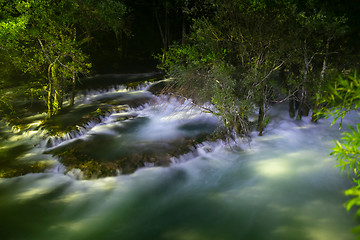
0,162,51,178
41,92,153,137
48,132,213,179
1,75,220,179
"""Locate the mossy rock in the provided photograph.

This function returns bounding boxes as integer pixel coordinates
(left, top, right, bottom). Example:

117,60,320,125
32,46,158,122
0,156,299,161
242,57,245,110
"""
0,161,52,178
41,105,117,136
51,131,214,179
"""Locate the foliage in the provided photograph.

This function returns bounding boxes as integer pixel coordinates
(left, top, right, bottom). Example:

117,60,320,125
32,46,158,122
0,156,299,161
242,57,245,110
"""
158,37,254,135
0,0,127,118
332,124,360,174
318,72,360,127
319,71,360,237
159,0,349,135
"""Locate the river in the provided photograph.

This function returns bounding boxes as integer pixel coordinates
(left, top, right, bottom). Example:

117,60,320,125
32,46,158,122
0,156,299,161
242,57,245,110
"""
0,74,359,240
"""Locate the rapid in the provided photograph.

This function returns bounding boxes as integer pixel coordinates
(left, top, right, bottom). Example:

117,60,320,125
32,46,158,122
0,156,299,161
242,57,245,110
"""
0,74,359,240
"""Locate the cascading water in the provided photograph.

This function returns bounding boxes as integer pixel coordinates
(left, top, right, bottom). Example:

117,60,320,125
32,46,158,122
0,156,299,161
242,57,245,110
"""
0,75,359,240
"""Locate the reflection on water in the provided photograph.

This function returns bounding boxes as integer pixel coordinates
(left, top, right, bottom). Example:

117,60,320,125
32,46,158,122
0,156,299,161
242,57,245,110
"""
0,78,359,239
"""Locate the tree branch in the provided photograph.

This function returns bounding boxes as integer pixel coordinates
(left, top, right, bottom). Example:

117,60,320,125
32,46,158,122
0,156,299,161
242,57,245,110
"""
37,37,52,64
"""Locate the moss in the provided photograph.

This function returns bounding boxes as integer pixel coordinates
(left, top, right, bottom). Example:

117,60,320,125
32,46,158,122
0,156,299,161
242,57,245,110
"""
52,130,216,179
41,105,115,136
126,77,158,89
0,161,52,178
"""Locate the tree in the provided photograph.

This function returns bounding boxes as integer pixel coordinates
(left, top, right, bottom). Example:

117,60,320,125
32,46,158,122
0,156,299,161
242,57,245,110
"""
288,6,347,120
159,0,297,135
0,0,127,118
159,0,351,136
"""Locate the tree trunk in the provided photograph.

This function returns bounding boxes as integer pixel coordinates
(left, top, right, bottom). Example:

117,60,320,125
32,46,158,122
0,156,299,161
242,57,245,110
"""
297,40,310,120
52,64,62,115
181,11,186,46
47,82,53,118
312,38,330,122
164,3,169,50
47,64,54,118
46,63,64,117
70,72,76,106
257,101,266,136
289,93,295,118
154,1,169,51
297,86,310,120
257,86,268,136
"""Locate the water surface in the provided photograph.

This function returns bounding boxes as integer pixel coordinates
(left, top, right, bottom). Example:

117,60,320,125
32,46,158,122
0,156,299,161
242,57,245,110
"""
0,77,358,240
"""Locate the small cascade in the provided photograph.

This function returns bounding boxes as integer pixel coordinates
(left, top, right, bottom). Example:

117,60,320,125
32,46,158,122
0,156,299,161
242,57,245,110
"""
44,129,83,148
71,83,152,105
42,85,220,152
42,116,109,149
41,83,157,149
1,75,360,240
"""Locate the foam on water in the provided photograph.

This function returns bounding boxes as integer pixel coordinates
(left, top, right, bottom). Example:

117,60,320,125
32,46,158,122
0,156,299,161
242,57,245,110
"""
43,92,219,151
133,95,219,142
1,80,360,240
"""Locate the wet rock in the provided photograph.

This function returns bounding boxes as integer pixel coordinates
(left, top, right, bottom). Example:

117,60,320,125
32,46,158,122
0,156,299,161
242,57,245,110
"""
0,161,53,178
49,132,214,179
148,80,174,95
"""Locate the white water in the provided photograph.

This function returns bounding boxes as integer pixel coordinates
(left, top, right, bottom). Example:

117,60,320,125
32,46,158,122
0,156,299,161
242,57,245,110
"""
0,81,359,240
